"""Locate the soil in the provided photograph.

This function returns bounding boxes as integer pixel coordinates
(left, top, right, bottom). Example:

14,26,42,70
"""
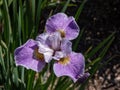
75,0,120,90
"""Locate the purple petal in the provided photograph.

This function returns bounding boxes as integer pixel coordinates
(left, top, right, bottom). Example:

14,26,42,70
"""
53,52,85,82
37,41,54,63
46,13,80,40
36,33,49,44
14,39,46,72
46,32,61,50
46,13,68,33
77,72,90,83
53,51,65,60
61,39,72,55
65,17,79,40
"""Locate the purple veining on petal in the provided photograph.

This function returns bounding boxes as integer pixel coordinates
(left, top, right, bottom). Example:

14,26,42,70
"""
77,72,90,83
36,32,64,63
45,32,62,51
14,39,46,72
45,13,80,40
37,41,54,63
46,13,68,33
61,39,72,55
36,33,49,44
45,32,72,61
53,51,65,60
65,17,79,40
53,52,85,82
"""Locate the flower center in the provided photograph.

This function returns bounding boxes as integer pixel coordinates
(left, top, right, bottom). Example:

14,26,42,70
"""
58,56,70,65
34,48,44,61
58,30,65,38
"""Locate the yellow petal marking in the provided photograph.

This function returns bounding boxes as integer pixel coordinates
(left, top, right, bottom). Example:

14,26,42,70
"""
34,48,44,61
58,56,70,65
58,30,65,38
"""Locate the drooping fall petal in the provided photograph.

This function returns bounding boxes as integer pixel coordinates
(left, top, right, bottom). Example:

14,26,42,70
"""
53,52,86,82
14,39,46,72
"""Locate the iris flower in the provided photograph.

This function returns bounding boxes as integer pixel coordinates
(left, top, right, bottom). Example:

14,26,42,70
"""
14,32,72,72
14,13,89,83
46,13,80,40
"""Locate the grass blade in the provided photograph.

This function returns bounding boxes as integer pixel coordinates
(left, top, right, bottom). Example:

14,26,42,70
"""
75,0,87,21
73,27,85,51
86,32,115,59
61,0,71,13
27,71,35,90
2,0,12,46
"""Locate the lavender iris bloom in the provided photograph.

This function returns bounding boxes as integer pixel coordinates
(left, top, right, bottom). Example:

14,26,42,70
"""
46,13,80,40
14,12,89,82
53,52,90,82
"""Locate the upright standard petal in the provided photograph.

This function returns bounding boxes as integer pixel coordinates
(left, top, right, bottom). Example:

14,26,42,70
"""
36,33,49,44
46,13,68,33
61,39,72,55
45,13,80,40
53,39,72,60
14,39,46,72
53,52,85,82
65,17,79,40
37,41,54,63
45,32,61,50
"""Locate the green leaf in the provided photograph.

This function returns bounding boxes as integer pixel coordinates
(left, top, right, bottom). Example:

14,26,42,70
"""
75,0,87,21
61,0,71,13
12,67,19,87
73,27,84,51
0,40,8,50
27,71,35,90
86,57,101,68
86,32,115,59
0,45,6,72
2,0,12,46
8,0,13,7
36,0,43,30
99,36,115,58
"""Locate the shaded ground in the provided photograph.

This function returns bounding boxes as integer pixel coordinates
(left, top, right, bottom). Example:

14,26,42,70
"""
76,0,120,89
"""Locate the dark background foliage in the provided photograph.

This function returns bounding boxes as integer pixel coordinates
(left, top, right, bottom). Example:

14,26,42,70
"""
76,0,120,89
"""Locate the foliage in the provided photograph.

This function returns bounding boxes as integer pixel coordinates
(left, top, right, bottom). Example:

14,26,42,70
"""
0,0,115,90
